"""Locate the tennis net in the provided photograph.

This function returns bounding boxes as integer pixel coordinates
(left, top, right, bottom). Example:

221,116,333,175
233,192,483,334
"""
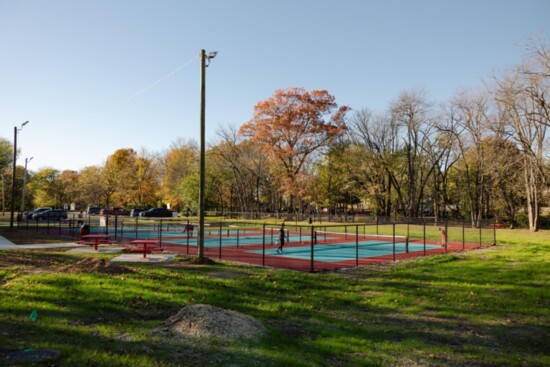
314,230,408,247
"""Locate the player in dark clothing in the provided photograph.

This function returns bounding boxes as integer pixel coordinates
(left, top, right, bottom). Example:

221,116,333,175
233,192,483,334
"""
276,222,286,254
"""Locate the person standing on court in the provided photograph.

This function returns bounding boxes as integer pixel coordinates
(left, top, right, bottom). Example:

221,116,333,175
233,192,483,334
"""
439,227,447,246
276,222,286,254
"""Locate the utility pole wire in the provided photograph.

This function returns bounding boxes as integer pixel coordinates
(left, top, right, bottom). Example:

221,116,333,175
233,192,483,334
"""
116,55,199,106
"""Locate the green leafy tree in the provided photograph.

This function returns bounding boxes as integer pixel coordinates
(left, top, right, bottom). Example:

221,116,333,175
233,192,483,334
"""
0,137,13,174
160,140,197,211
77,166,104,208
29,168,62,208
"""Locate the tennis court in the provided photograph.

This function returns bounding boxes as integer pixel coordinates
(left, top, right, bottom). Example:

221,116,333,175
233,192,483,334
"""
251,241,440,262
51,219,492,272
165,233,311,248
155,227,458,272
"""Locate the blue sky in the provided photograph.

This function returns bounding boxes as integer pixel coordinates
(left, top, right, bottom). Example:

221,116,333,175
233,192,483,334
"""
1,0,548,171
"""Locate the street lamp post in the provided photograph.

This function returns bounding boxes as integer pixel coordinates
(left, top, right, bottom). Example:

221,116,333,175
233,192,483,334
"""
10,120,29,230
21,156,33,213
198,49,217,261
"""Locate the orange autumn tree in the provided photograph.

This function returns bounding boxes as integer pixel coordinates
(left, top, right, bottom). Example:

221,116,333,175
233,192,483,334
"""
239,88,349,211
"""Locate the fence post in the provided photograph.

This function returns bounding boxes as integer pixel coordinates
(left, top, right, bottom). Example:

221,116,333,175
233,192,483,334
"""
392,223,396,261
355,224,359,267
135,216,138,240
262,223,273,266
219,221,222,259
423,221,426,256
310,225,315,273
407,216,410,240
159,219,163,247
445,220,448,252
462,220,465,250
186,222,190,255
114,216,118,240
479,220,482,248
493,217,497,245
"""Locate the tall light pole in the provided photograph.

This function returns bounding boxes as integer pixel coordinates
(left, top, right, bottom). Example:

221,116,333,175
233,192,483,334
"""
21,156,33,212
198,49,217,261
10,120,29,230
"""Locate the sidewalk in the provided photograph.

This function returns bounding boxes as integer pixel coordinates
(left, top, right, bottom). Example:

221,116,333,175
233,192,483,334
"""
0,235,82,250
0,235,17,249
0,234,174,263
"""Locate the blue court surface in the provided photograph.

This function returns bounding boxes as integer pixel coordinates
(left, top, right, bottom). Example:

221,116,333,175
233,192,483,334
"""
90,227,264,238
249,241,440,262
163,234,311,248
89,229,188,239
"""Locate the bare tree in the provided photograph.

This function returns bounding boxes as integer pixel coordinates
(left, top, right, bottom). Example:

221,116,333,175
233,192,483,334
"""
215,126,269,215
390,89,438,218
349,108,397,216
448,87,493,227
494,63,548,231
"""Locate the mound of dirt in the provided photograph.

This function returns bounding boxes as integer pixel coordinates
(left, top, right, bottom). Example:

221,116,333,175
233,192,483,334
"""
189,257,217,265
66,258,133,275
164,304,264,339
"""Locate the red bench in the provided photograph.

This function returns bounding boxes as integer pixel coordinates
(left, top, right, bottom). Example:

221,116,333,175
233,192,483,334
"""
77,234,113,250
123,240,162,258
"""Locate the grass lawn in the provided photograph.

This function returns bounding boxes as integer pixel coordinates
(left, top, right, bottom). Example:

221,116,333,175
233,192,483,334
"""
0,227,548,366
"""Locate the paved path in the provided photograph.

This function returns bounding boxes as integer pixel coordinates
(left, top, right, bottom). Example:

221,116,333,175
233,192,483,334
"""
111,253,176,263
0,235,174,263
0,236,81,250
0,235,17,249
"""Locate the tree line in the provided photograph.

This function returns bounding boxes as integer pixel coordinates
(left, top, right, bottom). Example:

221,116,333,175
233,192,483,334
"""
1,37,548,231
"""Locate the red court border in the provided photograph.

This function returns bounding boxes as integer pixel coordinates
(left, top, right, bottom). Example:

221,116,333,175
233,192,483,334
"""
158,236,486,272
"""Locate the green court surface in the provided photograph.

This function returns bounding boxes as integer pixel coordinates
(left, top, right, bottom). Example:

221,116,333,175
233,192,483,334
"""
250,241,440,262
164,234,310,247
90,228,258,238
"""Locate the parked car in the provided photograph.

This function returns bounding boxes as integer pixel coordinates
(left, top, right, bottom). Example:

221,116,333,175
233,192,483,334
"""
100,207,130,216
139,208,173,217
87,206,103,215
34,209,68,221
26,207,53,220
130,208,145,217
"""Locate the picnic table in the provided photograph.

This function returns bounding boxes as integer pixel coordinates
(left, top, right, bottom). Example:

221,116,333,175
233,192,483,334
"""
126,239,161,258
77,234,112,251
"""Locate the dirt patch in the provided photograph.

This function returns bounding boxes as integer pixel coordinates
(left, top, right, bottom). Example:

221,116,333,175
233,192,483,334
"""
65,258,134,275
189,257,217,265
162,304,264,339
0,251,68,268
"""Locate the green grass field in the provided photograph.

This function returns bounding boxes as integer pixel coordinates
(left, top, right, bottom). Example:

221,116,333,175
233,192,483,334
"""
0,227,548,366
